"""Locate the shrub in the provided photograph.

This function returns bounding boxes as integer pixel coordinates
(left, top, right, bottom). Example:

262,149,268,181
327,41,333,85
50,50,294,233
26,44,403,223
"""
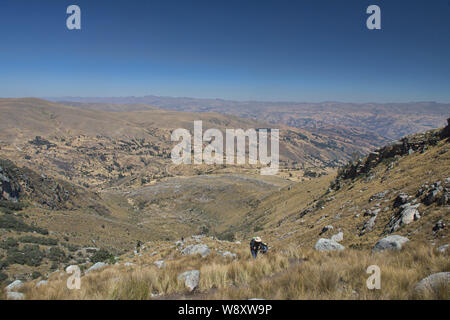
217,231,235,242
0,237,19,249
0,200,26,211
0,260,8,270
61,243,79,252
19,235,58,246
0,214,48,234
0,271,7,283
6,244,44,267
47,247,67,263
90,248,115,264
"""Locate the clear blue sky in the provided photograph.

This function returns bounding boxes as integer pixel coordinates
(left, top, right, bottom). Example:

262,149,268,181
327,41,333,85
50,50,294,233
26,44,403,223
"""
1,0,449,102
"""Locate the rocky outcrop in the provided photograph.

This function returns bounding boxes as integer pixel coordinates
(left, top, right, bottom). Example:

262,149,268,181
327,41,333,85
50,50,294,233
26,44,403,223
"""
332,120,448,185
385,204,420,233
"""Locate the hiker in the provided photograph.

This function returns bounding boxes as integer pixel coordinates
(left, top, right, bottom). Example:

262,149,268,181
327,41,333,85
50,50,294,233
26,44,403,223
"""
250,237,268,258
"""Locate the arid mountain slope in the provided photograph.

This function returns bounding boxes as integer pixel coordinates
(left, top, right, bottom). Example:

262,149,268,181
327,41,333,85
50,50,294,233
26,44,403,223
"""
0,98,377,191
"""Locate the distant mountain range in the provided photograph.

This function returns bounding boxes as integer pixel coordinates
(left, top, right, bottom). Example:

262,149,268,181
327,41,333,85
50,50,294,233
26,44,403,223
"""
49,95,449,143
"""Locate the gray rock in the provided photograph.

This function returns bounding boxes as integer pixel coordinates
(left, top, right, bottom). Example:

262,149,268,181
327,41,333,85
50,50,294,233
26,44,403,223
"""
414,272,450,297
222,251,237,259
177,270,200,291
181,244,210,257
5,280,23,292
86,262,107,274
314,238,345,251
7,292,25,300
373,235,409,252
124,262,136,267
154,260,165,268
438,244,449,253
369,191,389,202
360,216,377,236
330,232,344,242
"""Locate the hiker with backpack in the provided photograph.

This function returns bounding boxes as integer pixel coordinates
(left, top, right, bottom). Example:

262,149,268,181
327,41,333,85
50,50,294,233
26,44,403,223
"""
250,236,268,258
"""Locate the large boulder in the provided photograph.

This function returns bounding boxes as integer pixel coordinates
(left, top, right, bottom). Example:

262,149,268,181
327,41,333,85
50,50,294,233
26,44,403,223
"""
177,270,200,291
372,235,409,252
413,272,450,298
181,244,210,257
314,238,345,251
5,280,23,292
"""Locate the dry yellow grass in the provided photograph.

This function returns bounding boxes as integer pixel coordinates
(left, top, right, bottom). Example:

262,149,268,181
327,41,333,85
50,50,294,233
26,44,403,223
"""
7,238,448,300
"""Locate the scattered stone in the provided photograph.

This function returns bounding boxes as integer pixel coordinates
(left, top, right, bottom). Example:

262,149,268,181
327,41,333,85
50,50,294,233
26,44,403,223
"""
36,280,48,288
438,244,449,253
181,244,210,257
360,216,377,236
5,280,23,292
413,272,450,297
177,270,200,291
372,235,409,252
124,262,136,267
154,260,165,268
369,191,389,202
86,262,107,274
222,251,237,259
314,238,345,251
433,219,446,232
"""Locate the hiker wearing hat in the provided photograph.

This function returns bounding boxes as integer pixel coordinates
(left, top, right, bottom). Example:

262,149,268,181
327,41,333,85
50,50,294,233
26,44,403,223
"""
250,237,267,258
